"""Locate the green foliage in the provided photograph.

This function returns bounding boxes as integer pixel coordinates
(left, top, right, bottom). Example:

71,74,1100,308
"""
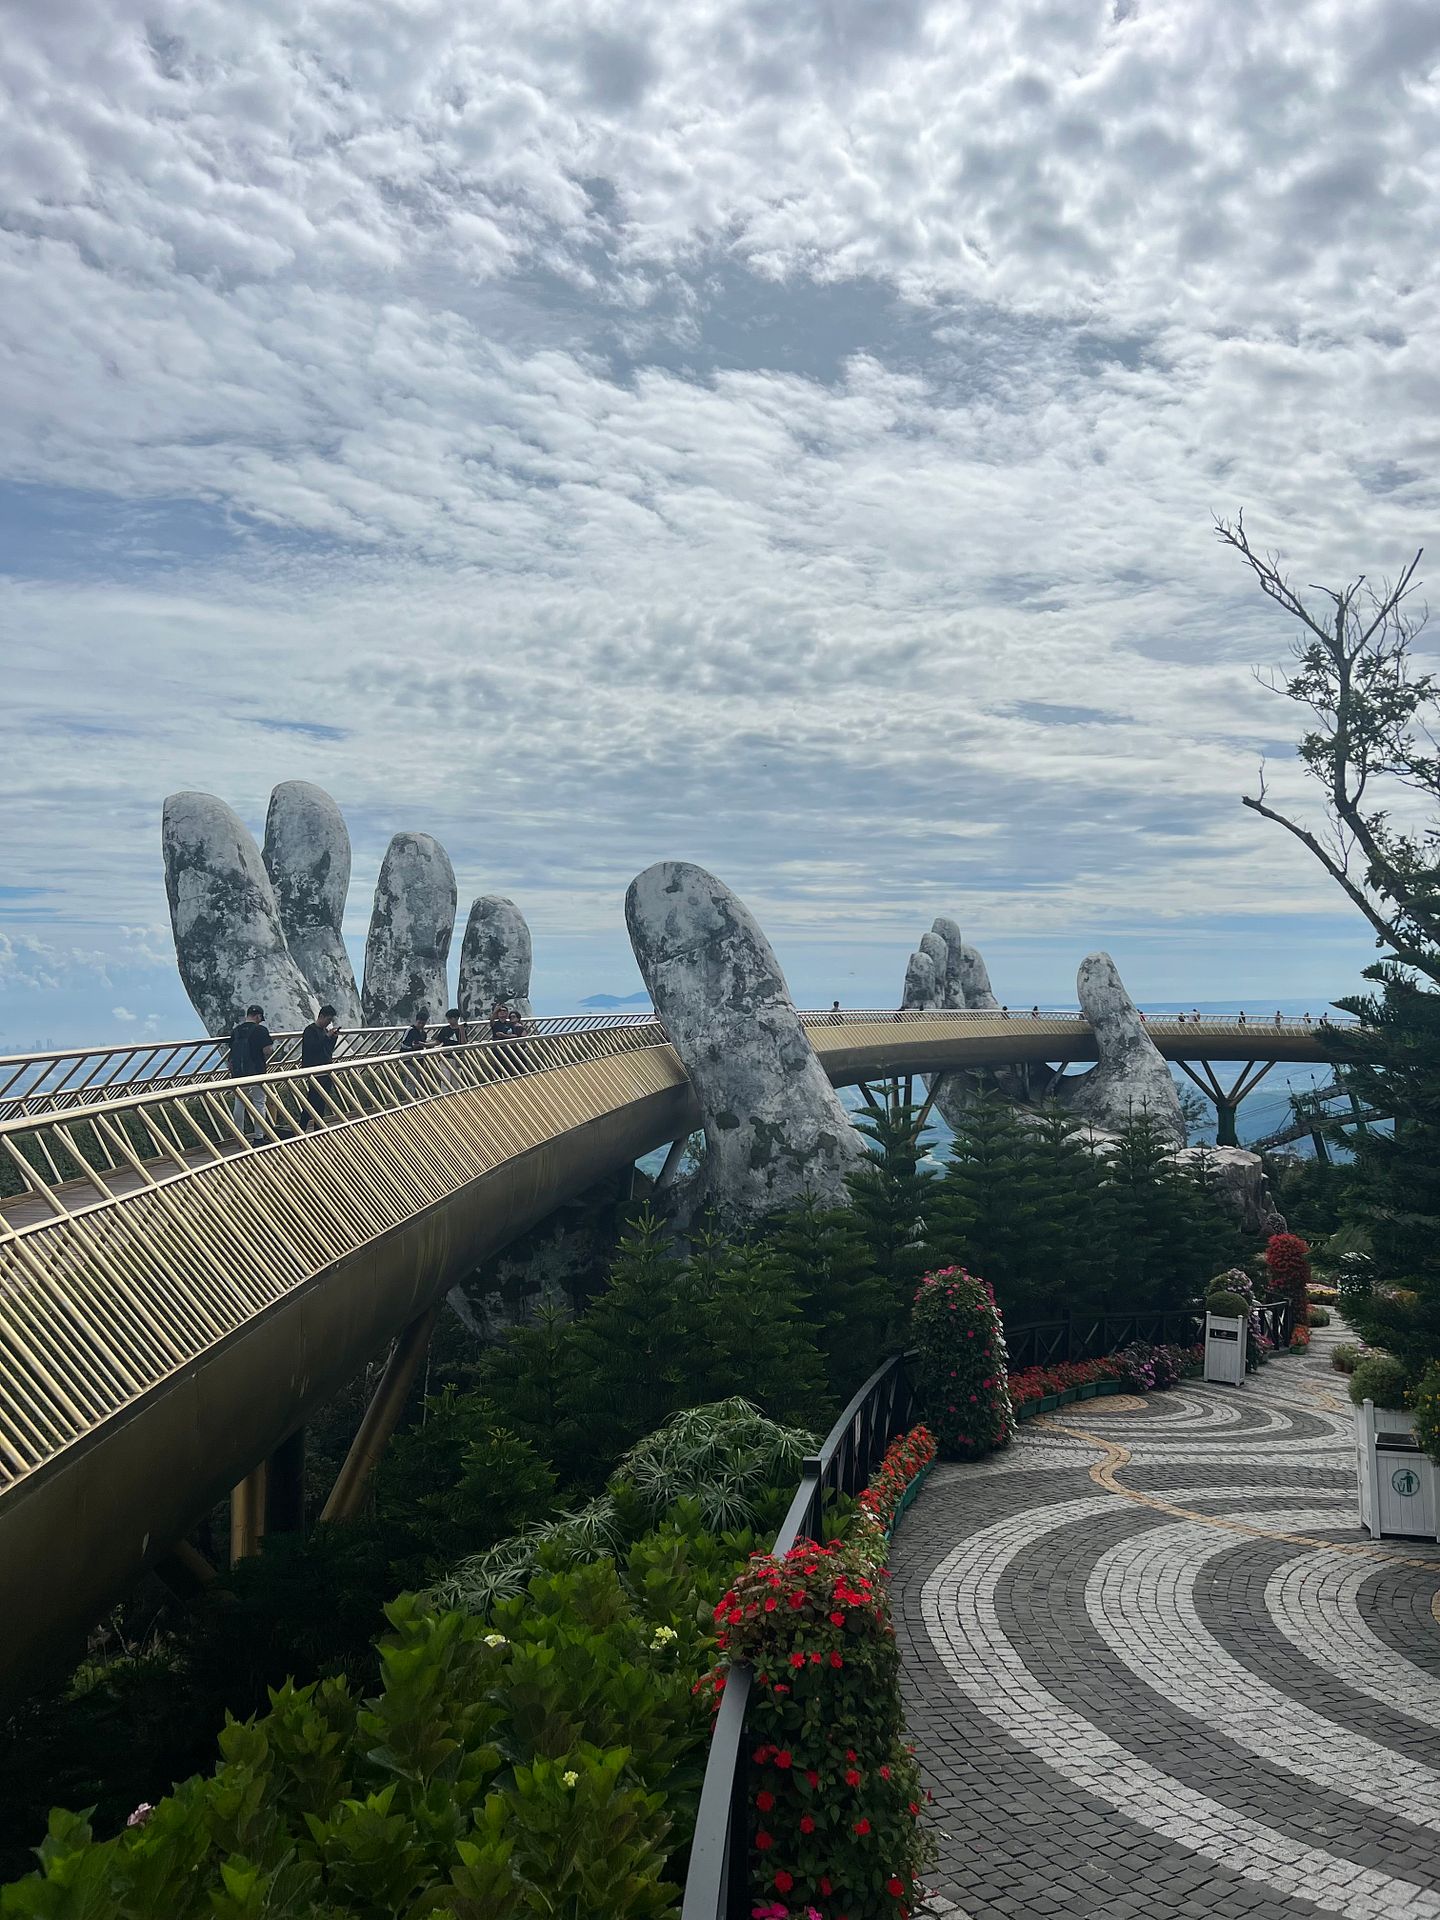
704,1537,934,1920
1105,1116,1244,1310
1205,1291,1248,1317
1328,967,1440,1376
1309,1305,1332,1327
1331,1342,1365,1375
764,1193,901,1400
1348,1353,1414,1409
910,1266,1011,1461
1,1561,714,1918
844,1092,936,1299
434,1400,808,1616
1411,1364,1440,1465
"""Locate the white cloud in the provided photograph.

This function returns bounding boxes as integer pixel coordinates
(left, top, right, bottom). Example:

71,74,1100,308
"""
0,0,1436,1028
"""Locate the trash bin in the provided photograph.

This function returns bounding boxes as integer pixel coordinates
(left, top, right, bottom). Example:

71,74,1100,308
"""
1203,1311,1246,1387
1355,1400,1440,1542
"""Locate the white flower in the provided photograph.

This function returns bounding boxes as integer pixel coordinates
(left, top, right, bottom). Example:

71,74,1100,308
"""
126,1803,154,1828
484,1633,508,1648
650,1625,678,1648
562,1770,579,1788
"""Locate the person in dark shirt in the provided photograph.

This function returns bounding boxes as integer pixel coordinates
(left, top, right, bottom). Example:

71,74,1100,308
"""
437,1008,467,1046
490,1002,523,1039
300,1004,339,1128
228,1004,273,1143
399,1010,430,1051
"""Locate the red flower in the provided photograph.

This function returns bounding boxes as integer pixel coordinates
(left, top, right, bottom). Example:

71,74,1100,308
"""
821,1878,833,1896
830,1649,844,1668
806,1770,820,1788
854,1817,871,1835
788,1651,806,1668
756,1791,774,1812
800,1814,816,1834
830,1611,846,1626
773,1870,793,1895
845,1768,862,1787
775,1750,793,1769
887,1878,905,1897
755,1831,774,1851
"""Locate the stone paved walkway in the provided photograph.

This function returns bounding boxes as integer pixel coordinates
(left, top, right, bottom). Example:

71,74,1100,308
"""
892,1325,1440,1919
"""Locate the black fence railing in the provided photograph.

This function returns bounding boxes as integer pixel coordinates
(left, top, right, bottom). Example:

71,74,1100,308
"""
1004,1298,1295,1372
680,1352,917,1920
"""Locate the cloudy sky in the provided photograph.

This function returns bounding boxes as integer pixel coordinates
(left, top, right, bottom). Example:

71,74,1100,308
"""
2,0,1437,1048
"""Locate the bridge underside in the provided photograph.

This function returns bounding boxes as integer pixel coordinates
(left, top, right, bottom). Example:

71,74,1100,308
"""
0,1016,1326,1694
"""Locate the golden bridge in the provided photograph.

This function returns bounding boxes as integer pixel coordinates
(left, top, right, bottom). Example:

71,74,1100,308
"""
0,1009,1333,1690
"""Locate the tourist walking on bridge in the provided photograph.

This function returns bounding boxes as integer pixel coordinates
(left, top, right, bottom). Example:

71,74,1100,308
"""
299,1004,339,1129
228,1004,273,1145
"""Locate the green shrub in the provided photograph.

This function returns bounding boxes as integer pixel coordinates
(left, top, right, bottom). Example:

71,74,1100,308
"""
1309,1305,1332,1327
1412,1365,1440,1464
1205,1290,1248,1317
1348,1353,1414,1410
1331,1342,1365,1375
911,1266,1011,1461
1,1565,710,1919
703,1537,934,1920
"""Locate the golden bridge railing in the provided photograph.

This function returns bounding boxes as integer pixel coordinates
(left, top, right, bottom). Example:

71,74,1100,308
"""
0,1014,662,1123
0,1020,684,1491
0,1009,1343,1123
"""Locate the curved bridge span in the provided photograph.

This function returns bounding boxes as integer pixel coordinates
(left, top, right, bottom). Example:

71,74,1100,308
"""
0,1010,1330,1689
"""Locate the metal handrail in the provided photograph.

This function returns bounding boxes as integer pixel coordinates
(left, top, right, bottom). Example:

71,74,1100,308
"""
0,1015,663,1122
681,1352,916,1920
0,1006,1352,1123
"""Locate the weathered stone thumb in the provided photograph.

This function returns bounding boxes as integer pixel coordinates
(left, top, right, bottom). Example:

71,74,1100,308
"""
361,832,457,1026
625,860,865,1219
163,791,316,1035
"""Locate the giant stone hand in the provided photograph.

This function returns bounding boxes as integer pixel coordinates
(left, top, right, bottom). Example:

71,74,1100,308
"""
626,860,865,1219
164,786,497,1037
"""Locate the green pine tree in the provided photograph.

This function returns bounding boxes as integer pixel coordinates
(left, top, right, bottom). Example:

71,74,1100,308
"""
844,1085,937,1310
1101,1113,1239,1310
1329,966,1440,1373
766,1191,903,1400
687,1236,829,1425
930,1092,1053,1317
1023,1105,1116,1318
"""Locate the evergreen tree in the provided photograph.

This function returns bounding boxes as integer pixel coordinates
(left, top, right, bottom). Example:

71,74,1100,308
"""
1023,1106,1116,1318
1329,967,1440,1374
479,1303,580,1473
1101,1114,1239,1310
561,1204,707,1475
689,1236,829,1425
930,1092,1053,1318
844,1086,937,1309
767,1192,903,1400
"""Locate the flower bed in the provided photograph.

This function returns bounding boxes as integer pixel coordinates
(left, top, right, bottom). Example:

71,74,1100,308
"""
857,1425,936,1541
704,1538,933,1919
1008,1345,1202,1420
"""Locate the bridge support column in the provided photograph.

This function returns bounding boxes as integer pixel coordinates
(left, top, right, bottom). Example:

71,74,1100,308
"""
229,1461,268,1564
654,1133,690,1189
1176,1058,1274,1149
266,1427,306,1536
321,1305,441,1525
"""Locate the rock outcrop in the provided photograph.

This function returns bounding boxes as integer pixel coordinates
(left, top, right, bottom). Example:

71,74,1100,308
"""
625,860,865,1218
163,791,316,1035
261,781,361,1025
1056,952,1185,1142
458,896,533,1022
361,832,457,1026
956,942,1000,1011
1173,1145,1287,1237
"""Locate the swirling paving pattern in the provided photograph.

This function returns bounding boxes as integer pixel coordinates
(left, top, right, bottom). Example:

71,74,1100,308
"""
893,1325,1440,1919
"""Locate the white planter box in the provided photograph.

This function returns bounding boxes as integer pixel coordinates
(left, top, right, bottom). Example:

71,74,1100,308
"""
1354,1401,1440,1541
1203,1312,1247,1387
